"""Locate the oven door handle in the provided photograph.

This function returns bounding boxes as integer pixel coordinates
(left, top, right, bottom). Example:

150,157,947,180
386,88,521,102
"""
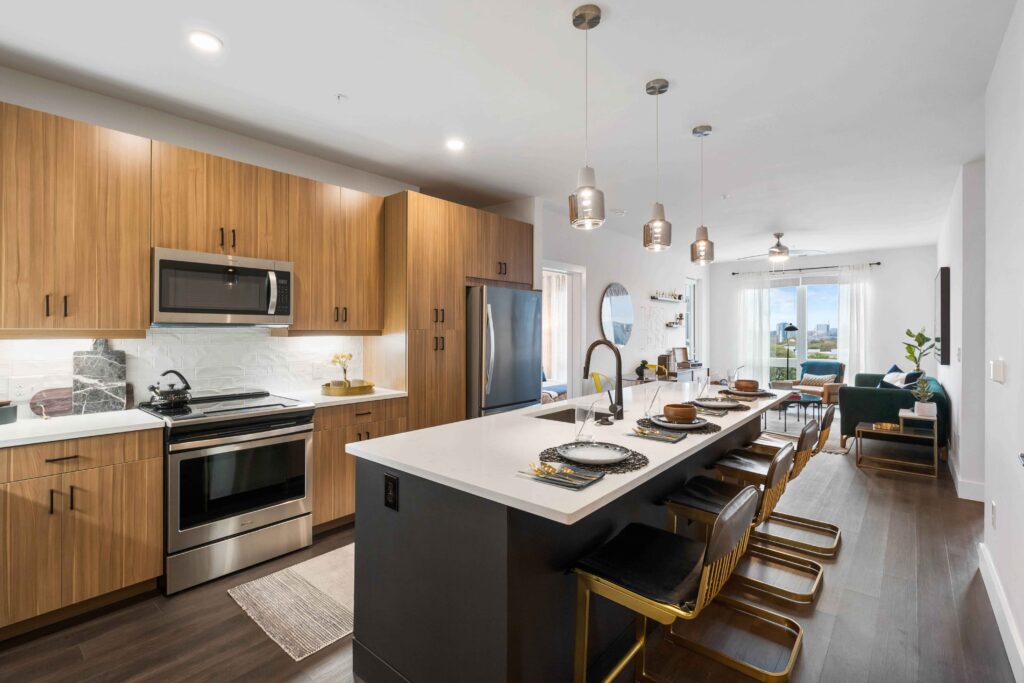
268,271,278,315
169,423,313,454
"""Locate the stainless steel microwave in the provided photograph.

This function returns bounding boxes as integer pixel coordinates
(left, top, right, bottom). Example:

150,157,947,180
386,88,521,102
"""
152,248,293,326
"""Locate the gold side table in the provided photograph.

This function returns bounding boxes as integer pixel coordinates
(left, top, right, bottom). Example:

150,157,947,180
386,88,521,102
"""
855,409,938,478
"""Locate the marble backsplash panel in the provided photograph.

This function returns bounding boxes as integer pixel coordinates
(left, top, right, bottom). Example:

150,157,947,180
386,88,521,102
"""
0,329,364,418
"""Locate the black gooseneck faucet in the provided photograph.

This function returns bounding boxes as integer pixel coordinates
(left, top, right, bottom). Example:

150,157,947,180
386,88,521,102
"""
582,339,624,420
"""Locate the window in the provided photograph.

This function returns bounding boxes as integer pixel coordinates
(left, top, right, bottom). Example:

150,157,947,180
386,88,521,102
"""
768,280,839,380
682,278,699,359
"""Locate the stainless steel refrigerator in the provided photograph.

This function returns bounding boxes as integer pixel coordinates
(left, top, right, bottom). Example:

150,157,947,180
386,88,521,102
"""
466,285,542,417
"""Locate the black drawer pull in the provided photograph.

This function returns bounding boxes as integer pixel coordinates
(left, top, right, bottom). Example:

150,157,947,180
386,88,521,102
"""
44,455,80,464
440,308,445,323
220,227,225,247
69,485,76,511
363,431,370,440
231,228,237,248
439,335,446,351
44,294,50,317
433,308,438,323
50,489,55,515
497,262,502,275
334,306,340,322
355,411,372,417
342,307,348,323
433,336,438,351
63,295,68,317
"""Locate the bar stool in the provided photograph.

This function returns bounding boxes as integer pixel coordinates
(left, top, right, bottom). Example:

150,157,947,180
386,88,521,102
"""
751,404,835,460
665,443,824,604
573,486,803,683
722,415,841,558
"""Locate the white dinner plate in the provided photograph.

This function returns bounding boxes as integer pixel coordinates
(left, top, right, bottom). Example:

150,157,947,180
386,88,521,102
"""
694,397,741,409
554,441,631,465
650,415,710,430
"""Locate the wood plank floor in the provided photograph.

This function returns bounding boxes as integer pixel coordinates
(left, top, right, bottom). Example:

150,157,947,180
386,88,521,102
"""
0,410,1014,682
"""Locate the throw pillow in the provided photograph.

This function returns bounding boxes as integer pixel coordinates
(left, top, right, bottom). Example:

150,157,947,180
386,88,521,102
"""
878,379,903,389
886,364,903,373
905,370,924,385
881,371,907,387
800,373,836,387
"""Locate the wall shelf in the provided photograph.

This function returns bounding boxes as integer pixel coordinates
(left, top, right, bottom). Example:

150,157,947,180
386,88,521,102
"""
650,296,683,303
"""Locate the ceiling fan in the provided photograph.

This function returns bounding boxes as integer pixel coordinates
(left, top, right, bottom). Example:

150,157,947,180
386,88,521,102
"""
735,232,826,262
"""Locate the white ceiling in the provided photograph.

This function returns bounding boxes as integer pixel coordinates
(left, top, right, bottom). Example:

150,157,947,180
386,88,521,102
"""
0,1,1013,261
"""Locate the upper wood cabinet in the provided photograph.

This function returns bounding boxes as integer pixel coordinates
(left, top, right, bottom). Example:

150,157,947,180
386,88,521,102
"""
288,176,383,332
405,193,465,332
0,104,151,333
152,142,287,260
465,208,533,286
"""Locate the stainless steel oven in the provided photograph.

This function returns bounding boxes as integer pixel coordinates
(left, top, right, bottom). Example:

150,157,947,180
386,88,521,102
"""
152,247,293,326
160,401,314,594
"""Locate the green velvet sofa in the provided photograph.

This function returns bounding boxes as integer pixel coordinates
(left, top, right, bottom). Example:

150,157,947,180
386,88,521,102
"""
838,374,949,448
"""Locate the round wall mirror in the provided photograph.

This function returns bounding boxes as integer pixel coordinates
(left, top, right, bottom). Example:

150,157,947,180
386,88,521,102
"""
600,282,633,346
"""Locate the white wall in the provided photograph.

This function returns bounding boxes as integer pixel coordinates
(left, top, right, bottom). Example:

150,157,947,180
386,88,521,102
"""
0,65,415,196
980,1,1024,678
538,202,711,390
937,161,987,501
708,246,938,380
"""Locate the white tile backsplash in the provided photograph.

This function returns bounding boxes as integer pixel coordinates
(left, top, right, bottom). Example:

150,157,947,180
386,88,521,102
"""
0,329,364,414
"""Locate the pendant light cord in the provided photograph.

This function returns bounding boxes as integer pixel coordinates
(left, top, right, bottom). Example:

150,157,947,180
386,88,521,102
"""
584,30,589,167
699,136,705,226
655,93,660,202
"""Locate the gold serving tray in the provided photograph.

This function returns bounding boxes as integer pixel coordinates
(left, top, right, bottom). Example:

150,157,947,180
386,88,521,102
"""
873,422,901,431
321,380,375,397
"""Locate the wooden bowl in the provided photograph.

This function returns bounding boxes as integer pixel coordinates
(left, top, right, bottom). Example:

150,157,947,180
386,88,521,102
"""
663,403,698,424
734,379,760,392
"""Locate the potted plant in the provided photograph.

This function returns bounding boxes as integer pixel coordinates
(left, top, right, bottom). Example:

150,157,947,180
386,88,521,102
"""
903,328,935,372
911,376,937,417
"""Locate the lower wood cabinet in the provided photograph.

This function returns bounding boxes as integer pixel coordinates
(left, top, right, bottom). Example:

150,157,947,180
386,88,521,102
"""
312,399,407,526
0,431,163,628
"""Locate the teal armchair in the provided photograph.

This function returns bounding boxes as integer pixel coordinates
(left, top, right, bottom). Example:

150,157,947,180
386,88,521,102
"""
838,374,949,448
771,360,847,404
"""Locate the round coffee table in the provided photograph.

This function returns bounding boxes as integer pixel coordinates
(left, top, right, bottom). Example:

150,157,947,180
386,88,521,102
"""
774,392,823,430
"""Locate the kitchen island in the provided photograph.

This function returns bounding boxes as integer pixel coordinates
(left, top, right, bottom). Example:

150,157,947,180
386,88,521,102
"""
347,386,783,683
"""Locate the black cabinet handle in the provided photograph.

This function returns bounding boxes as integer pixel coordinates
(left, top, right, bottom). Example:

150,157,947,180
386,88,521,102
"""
220,227,225,247
503,262,508,275
433,336,438,351
44,294,50,317
440,335,445,351
498,262,502,275
342,307,348,323
49,489,55,515
364,431,370,440
231,228,237,248
440,308,446,323
63,295,68,318
334,306,340,322
44,455,80,464
433,308,438,323
355,411,372,417
69,485,76,511
356,432,363,441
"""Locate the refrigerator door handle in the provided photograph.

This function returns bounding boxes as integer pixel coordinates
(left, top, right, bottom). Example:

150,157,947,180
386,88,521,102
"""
485,303,496,396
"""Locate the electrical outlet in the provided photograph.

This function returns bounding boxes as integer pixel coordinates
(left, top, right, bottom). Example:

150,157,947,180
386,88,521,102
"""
11,382,31,401
956,346,962,362
384,473,399,511
991,501,997,528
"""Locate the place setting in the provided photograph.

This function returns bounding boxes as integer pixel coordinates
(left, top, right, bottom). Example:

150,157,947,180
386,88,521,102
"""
636,401,723,438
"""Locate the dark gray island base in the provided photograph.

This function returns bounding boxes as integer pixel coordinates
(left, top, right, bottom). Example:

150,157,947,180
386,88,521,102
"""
352,417,761,683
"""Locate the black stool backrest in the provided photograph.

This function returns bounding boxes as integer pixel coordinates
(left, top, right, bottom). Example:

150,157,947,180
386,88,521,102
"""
753,443,795,524
796,419,820,454
705,486,759,568
820,404,835,434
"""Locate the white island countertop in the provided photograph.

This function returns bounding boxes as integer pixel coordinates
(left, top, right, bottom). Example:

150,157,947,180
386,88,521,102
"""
348,385,784,525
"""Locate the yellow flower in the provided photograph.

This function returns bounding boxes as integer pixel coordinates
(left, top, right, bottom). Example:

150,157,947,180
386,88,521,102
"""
331,352,353,368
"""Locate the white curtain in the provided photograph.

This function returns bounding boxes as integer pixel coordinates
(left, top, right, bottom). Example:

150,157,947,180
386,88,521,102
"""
838,264,870,379
542,271,569,382
738,271,772,385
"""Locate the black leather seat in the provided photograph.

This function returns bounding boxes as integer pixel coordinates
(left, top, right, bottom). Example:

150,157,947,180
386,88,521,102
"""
665,476,745,517
716,448,772,479
575,523,705,606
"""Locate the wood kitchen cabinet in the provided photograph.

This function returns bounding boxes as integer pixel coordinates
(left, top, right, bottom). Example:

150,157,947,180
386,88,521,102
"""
407,329,465,430
1,104,151,334
153,141,286,260
312,399,407,525
288,176,383,332
406,192,465,331
0,430,163,628
465,209,533,285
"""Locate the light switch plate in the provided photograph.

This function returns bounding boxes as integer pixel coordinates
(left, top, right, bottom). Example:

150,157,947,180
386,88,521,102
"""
989,359,1006,383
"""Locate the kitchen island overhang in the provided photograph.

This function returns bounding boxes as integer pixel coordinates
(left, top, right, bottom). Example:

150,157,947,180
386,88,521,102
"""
348,387,785,683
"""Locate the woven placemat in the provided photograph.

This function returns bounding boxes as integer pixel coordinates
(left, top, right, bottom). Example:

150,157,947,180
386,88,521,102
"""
696,401,751,412
637,417,722,435
540,444,650,474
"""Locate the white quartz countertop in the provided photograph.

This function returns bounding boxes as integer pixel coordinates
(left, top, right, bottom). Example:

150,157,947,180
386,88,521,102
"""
281,386,407,408
0,410,166,449
0,385,406,449
348,386,784,525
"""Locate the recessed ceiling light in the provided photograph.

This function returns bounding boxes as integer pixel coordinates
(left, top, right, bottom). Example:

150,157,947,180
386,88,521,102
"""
188,31,223,54
445,138,466,152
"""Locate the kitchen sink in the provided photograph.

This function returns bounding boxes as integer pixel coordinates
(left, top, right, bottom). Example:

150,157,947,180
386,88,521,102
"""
533,406,611,424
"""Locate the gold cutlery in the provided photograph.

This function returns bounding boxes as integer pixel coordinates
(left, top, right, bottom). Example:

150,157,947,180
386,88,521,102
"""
539,463,601,480
528,463,586,484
